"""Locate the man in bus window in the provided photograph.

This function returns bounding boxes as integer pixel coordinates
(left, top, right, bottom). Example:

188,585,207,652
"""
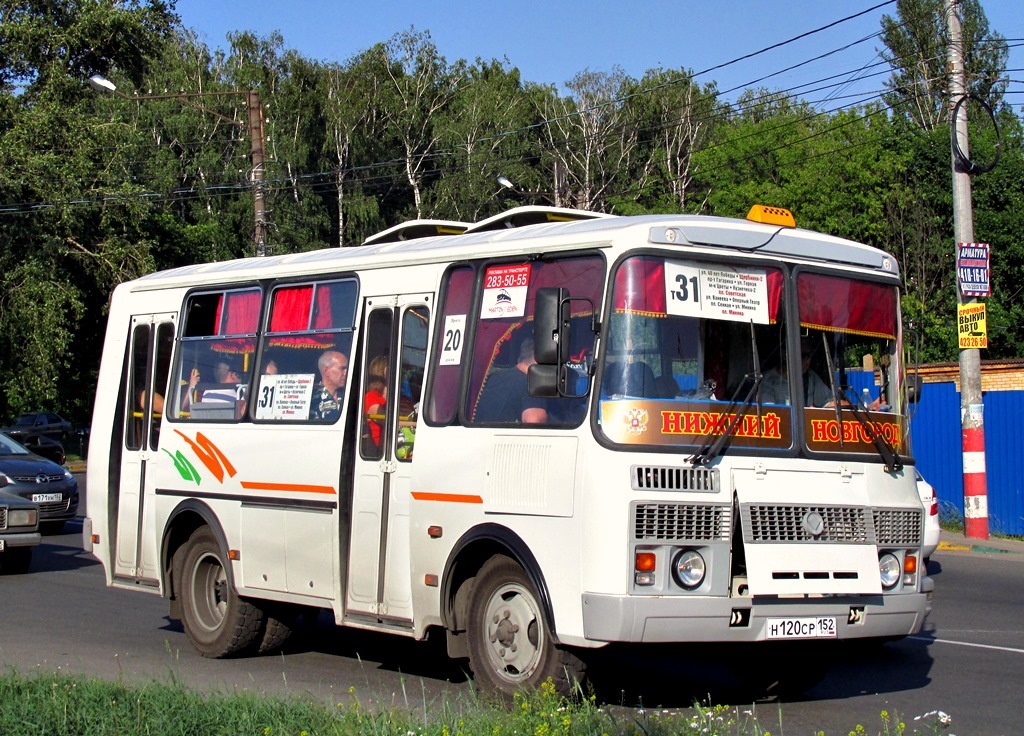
761,335,831,407
310,349,348,421
475,339,548,424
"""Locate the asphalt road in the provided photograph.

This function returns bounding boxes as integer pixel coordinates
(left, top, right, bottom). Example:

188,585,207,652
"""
3,477,1023,734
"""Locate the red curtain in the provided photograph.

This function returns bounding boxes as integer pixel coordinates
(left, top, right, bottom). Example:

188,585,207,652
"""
798,273,897,339
269,286,312,332
312,284,335,329
215,289,261,334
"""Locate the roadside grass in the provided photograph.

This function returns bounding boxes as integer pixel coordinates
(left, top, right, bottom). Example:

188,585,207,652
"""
0,670,955,736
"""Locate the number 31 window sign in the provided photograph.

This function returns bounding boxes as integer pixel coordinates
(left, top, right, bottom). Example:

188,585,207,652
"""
663,261,769,325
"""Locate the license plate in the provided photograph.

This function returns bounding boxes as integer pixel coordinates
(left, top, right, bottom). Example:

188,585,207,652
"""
765,616,837,639
32,493,62,503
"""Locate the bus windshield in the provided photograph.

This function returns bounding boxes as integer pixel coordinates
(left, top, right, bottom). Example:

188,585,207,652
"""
598,256,906,460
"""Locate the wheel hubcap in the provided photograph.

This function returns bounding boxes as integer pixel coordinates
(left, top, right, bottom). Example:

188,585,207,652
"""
483,583,542,682
191,552,227,633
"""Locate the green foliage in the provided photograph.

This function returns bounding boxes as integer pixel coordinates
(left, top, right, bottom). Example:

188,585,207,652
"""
0,670,961,736
0,0,1021,424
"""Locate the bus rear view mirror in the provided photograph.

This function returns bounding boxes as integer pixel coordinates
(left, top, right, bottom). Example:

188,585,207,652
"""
534,287,570,365
906,373,922,403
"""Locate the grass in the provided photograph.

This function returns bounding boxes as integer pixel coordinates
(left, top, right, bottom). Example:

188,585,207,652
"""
0,670,957,736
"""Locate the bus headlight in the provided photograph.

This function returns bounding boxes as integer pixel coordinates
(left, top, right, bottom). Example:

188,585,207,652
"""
879,553,901,589
672,549,706,590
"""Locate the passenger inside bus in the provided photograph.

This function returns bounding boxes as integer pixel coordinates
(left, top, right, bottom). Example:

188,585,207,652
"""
363,354,388,448
475,338,548,424
310,349,348,421
198,360,245,402
761,334,831,407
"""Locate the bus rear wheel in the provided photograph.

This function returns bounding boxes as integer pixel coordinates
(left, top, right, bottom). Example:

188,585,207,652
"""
466,555,585,699
179,527,264,657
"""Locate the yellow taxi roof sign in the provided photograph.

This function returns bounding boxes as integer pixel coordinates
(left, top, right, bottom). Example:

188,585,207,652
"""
746,204,796,228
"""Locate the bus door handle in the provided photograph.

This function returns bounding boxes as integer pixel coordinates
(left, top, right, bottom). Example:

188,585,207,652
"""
379,459,398,474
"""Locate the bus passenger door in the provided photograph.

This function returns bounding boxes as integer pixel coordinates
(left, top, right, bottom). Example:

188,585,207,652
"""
114,315,175,584
346,295,430,625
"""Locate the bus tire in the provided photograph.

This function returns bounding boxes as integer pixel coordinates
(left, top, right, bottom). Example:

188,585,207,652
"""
256,603,297,654
466,555,585,698
179,526,263,658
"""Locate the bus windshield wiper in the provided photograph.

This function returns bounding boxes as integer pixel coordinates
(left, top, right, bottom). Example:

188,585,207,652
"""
843,388,903,473
821,333,844,448
690,322,762,467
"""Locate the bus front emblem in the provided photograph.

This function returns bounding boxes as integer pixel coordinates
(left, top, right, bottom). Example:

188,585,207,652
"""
801,511,825,538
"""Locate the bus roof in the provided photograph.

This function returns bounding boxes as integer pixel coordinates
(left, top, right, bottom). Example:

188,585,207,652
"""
128,208,899,291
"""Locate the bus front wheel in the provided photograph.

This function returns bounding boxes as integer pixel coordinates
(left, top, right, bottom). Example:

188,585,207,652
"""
178,526,264,657
465,555,585,698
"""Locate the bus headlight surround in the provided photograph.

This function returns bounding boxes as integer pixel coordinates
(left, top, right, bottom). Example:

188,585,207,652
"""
879,553,901,589
672,548,706,590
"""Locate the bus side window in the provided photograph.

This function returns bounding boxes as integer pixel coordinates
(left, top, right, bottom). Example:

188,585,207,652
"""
396,305,429,461
426,266,474,426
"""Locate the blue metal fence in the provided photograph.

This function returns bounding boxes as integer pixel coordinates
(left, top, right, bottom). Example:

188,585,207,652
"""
909,382,1024,536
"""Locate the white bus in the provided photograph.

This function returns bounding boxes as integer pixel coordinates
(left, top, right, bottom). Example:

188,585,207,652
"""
85,205,931,696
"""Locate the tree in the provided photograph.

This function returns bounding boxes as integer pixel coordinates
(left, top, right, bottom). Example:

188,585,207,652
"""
880,0,1008,131
0,0,176,422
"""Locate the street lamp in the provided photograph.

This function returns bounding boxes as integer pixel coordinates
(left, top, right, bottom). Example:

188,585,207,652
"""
496,162,568,207
88,74,269,258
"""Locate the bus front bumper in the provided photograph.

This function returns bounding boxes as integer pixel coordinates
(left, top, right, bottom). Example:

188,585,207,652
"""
582,579,932,644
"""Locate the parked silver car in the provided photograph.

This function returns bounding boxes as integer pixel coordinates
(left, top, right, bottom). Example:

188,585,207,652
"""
0,433,79,534
0,489,40,574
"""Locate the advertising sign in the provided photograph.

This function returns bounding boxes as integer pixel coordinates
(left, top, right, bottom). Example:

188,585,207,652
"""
957,242,991,297
958,302,988,349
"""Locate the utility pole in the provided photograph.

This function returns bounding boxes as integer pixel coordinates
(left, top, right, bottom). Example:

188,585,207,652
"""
247,90,268,258
946,0,988,539
89,75,270,258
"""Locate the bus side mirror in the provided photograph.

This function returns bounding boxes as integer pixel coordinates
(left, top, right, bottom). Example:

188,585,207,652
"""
906,373,922,403
534,287,570,365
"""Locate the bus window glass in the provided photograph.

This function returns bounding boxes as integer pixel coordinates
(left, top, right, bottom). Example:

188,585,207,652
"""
600,256,793,450
255,278,357,423
173,287,261,422
360,309,393,460
149,322,175,449
396,305,429,461
426,266,474,425
126,324,149,450
467,254,604,427
796,272,904,456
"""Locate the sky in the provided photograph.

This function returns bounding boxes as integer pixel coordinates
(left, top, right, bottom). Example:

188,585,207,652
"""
174,0,1023,112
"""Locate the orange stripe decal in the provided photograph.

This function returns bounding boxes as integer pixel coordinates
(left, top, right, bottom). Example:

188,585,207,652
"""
240,481,336,495
411,492,483,504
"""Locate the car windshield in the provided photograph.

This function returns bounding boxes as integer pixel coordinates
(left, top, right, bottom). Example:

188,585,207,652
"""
0,433,31,456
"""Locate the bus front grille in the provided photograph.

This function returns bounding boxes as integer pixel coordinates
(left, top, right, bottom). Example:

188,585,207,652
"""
742,504,870,543
631,465,719,493
633,503,731,542
873,508,923,546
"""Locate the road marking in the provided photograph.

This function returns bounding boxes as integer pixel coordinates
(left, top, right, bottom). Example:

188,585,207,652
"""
911,635,1024,654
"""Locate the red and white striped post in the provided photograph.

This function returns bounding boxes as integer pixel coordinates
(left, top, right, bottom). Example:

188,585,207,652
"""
962,423,989,539
947,1,990,540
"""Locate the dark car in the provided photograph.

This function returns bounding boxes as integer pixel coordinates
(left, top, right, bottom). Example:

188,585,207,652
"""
0,433,78,534
1,412,73,441
0,488,41,573
16,434,66,466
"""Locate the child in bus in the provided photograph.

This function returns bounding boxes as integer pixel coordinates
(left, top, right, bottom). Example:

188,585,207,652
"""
363,355,388,447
